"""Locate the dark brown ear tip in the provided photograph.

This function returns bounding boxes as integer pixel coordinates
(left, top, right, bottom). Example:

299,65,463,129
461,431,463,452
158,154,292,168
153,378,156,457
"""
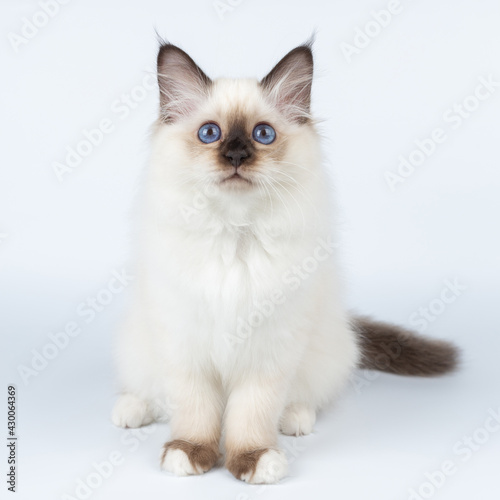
260,43,314,89
288,44,314,64
293,33,315,53
157,40,197,66
155,31,173,54
157,42,183,63
156,42,212,86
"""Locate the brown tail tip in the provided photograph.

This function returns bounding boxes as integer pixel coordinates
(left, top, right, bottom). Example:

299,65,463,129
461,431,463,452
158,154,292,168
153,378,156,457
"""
352,316,460,377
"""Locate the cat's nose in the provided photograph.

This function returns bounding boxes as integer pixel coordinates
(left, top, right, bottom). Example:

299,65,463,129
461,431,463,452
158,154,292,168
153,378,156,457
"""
224,149,249,168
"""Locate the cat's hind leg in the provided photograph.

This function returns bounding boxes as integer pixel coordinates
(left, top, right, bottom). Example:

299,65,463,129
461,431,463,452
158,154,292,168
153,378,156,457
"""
280,402,316,436
280,316,360,437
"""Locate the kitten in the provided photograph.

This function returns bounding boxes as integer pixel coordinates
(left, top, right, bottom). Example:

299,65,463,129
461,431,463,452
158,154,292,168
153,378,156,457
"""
111,41,458,484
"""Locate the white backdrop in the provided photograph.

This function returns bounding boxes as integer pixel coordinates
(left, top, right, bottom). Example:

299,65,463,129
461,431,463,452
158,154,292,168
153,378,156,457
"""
1,0,499,499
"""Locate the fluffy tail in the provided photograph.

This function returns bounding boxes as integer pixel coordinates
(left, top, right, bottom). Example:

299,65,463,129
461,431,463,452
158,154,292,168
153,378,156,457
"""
352,316,459,376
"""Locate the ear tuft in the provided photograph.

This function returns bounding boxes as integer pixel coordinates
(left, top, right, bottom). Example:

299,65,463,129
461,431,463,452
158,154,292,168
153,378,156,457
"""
260,43,314,124
157,43,212,123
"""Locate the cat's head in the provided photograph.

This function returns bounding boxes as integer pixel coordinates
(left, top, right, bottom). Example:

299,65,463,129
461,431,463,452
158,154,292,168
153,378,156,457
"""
152,41,320,204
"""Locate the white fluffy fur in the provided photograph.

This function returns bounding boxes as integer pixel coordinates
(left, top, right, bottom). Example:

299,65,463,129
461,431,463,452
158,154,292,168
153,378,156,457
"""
161,448,199,476
113,71,360,483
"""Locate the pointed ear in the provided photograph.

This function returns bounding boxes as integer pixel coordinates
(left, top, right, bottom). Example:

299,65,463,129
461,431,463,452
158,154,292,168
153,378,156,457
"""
157,43,212,123
260,44,314,124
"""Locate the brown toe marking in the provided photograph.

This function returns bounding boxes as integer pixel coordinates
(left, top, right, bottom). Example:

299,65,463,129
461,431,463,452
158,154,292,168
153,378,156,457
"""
161,440,221,473
226,448,268,480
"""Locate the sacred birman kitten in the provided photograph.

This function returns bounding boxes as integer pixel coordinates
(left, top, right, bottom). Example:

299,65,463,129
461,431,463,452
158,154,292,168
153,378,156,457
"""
112,41,458,484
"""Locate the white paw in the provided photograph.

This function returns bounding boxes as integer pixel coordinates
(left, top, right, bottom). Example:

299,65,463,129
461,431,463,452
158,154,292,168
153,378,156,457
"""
111,394,154,428
280,404,316,436
241,449,288,484
161,448,199,476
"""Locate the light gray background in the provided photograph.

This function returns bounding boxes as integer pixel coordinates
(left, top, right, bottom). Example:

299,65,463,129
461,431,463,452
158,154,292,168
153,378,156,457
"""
1,0,499,499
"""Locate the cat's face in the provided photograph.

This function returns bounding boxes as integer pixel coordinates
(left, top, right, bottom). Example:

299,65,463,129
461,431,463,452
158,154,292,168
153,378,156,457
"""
153,43,318,200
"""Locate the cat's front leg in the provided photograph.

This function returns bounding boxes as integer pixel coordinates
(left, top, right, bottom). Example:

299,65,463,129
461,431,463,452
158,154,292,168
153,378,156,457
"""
224,376,289,484
160,372,223,476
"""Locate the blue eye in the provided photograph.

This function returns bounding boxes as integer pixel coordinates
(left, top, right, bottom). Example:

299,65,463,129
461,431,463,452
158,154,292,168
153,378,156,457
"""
252,124,276,145
198,123,221,143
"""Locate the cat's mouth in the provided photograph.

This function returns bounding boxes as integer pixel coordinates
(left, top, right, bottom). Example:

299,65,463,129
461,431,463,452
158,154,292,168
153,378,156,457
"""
220,172,253,186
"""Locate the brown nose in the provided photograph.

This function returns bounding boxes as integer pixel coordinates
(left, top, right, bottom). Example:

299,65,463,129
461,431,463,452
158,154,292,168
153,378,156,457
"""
225,149,249,168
